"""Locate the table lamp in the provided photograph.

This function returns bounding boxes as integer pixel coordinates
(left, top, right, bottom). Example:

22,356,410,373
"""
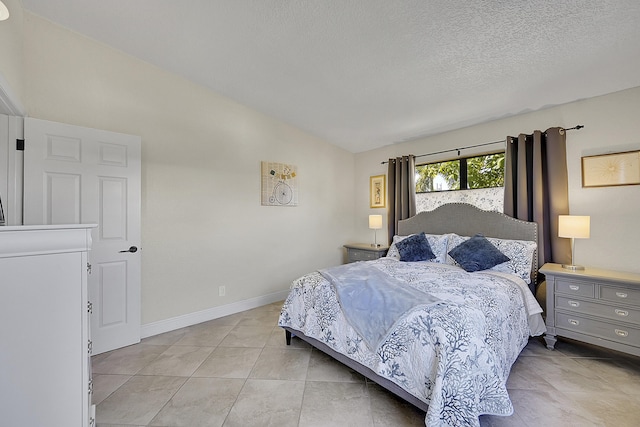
369,215,383,247
558,215,590,270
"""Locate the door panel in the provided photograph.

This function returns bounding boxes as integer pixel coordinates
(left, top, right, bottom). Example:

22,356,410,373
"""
99,142,128,166
100,262,128,326
45,172,81,223
24,117,141,354
47,133,82,161
100,177,127,239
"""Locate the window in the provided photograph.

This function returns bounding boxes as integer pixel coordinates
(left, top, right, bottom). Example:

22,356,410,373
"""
415,152,505,193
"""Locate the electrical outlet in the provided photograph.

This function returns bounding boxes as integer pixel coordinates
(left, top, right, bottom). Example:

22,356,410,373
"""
218,286,226,297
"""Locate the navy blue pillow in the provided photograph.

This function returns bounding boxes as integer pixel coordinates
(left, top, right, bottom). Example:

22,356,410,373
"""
448,234,510,272
396,233,436,262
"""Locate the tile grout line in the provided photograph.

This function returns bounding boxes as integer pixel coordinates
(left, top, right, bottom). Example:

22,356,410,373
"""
144,342,220,426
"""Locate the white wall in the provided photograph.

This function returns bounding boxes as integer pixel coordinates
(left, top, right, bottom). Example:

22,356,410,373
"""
0,1,25,227
0,0,24,112
355,87,640,274
20,13,356,324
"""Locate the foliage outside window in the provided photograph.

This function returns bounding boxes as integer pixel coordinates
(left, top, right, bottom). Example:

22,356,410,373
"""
415,153,505,192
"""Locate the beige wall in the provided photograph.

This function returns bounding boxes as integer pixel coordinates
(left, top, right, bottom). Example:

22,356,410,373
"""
4,6,640,329
0,0,24,109
20,13,356,324
355,86,640,274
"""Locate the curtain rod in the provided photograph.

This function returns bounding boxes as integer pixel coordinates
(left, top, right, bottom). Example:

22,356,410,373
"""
380,125,584,164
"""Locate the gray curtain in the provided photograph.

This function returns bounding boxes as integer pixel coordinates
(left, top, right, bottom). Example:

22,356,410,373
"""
387,155,416,243
503,127,571,267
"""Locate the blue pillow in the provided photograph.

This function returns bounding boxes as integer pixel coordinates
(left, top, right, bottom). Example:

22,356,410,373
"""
448,234,510,272
395,233,436,262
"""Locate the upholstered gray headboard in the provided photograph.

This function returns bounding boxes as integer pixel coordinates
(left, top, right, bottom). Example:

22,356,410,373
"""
397,203,539,288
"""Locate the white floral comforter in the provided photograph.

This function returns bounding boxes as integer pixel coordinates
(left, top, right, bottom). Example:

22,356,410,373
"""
278,258,544,427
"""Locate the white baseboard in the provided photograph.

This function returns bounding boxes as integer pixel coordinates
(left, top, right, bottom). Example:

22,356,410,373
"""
141,289,290,339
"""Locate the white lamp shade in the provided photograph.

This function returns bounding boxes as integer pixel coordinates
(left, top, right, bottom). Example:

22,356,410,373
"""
369,215,383,230
558,215,590,239
0,1,9,21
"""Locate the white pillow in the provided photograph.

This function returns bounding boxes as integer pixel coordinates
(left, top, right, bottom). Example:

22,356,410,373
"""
446,234,537,283
387,233,450,264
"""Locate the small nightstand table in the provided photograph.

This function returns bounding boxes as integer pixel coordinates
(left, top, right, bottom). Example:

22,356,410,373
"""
343,243,389,263
540,263,640,357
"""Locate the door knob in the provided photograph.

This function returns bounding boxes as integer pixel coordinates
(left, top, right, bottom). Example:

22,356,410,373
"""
119,246,138,253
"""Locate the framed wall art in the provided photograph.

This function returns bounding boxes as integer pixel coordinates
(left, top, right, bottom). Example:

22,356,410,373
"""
370,174,386,208
582,150,640,188
261,161,299,206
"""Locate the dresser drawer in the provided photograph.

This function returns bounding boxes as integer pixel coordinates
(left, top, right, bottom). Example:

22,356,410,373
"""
556,296,640,326
555,279,594,298
600,285,640,306
348,249,379,262
556,312,640,348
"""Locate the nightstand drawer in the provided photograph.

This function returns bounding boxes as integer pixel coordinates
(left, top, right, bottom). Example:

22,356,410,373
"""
556,296,640,326
555,279,594,298
556,312,640,347
348,249,379,262
600,286,640,306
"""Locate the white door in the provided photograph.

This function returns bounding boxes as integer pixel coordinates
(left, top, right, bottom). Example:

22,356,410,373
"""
23,117,141,354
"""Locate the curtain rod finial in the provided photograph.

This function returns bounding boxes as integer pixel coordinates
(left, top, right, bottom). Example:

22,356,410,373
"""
563,125,585,133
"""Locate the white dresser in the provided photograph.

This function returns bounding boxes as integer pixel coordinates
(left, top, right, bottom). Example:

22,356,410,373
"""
0,225,96,427
541,263,640,357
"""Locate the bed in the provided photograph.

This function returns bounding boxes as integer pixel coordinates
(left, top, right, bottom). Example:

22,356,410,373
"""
278,203,546,426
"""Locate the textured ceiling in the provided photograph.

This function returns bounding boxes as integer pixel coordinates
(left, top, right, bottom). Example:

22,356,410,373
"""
21,0,640,153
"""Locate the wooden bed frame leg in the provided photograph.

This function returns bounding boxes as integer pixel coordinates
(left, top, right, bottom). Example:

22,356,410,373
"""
285,330,292,345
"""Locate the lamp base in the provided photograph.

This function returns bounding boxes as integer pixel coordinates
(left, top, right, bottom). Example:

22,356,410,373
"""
371,243,381,248
562,264,585,271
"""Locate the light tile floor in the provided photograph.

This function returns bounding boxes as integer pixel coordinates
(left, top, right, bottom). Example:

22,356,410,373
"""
93,302,640,426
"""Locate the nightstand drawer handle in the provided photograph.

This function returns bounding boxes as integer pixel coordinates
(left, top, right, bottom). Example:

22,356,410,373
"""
568,319,579,326
615,329,628,337
569,285,580,291
616,292,628,298
615,309,629,317
568,301,580,308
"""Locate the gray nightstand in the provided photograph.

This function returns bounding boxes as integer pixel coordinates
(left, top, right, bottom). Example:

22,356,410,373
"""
540,263,640,357
343,243,389,263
